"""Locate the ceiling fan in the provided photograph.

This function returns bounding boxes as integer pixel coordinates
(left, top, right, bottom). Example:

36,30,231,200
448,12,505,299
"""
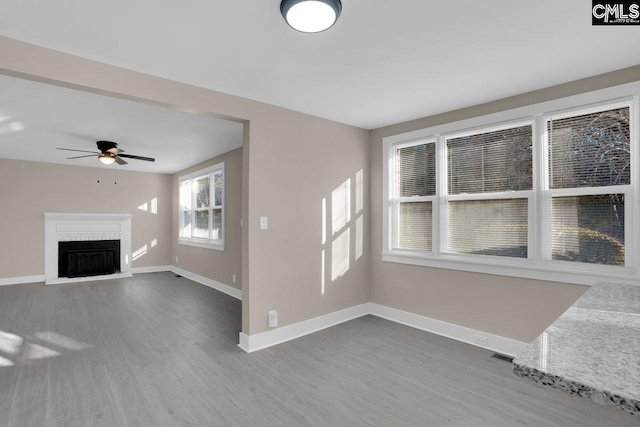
57,141,155,165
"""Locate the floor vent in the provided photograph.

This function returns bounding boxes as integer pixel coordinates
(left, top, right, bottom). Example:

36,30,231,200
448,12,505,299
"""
491,353,514,363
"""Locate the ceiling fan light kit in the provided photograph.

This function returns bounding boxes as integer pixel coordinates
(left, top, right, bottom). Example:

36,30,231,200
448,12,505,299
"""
280,0,342,33
99,154,115,165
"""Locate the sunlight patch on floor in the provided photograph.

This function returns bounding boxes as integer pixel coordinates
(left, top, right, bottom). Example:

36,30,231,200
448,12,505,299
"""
35,331,91,351
26,343,60,360
0,355,13,367
0,330,23,355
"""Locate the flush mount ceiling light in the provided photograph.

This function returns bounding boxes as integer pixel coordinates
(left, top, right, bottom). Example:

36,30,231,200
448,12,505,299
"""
280,0,342,33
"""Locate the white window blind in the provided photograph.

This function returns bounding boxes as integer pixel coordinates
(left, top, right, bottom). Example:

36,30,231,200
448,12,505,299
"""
397,201,433,251
448,199,528,258
445,124,532,259
548,107,630,189
551,194,625,266
393,142,436,252
397,143,436,197
447,125,532,194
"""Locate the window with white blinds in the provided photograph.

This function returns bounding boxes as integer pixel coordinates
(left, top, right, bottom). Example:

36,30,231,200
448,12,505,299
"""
392,142,436,251
448,199,528,258
447,125,533,194
546,105,630,267
397,201,433,251
548,107,630,189
178,162,225,250
551,194,625,266
384,94,638,284
444,123,532,258
397,143,436,197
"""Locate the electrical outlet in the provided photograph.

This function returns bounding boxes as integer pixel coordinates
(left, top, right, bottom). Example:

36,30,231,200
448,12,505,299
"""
474,335,488,346
176,256,179,263
232,274,236,284
268,310,278,328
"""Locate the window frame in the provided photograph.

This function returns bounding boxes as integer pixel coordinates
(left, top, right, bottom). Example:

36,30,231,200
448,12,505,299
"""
178,162,225,251
442,119,535,260
382,83,640,286
541,100,634,272
390,138,437,252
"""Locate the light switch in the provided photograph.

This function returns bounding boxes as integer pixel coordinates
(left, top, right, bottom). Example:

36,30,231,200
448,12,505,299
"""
268,310,278,328
260,216,268,230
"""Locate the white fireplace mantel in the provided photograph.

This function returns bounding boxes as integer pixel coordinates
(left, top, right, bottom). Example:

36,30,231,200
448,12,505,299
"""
44,213,132,285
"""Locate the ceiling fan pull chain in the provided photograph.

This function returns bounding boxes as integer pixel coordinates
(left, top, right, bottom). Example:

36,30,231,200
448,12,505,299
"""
97,158,100,183
114,167,117,185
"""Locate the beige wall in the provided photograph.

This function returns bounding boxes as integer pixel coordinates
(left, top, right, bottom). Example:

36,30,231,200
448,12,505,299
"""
369,65,640,343
0,36,371,336
171,148,243,290
0,158,172,278
246,106,370,334
6,35,633,344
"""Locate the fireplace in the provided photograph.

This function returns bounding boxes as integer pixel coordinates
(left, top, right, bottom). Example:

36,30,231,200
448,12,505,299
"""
44,213,132,285
58,240,121,278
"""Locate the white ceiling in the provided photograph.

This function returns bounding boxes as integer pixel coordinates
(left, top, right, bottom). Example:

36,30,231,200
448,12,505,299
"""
0,74,243,174
1,1,640,130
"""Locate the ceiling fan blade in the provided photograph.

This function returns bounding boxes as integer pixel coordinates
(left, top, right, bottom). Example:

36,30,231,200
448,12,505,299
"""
67,155,96,160
114,156,128,165
57,148,100,154
118,154,155,162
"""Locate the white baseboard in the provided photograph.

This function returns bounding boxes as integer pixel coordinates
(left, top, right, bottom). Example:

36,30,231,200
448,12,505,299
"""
238,303,371,353
368,303,527,357
1,267,171,286
170,266,242,301
132,265,242,301
238,302,527,357
46,272,133,285
0,266,241,305
0,275,46,286
238,332,251,353
131,265,172,274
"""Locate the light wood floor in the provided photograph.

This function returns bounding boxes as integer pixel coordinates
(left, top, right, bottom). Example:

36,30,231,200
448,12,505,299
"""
0,272,636,426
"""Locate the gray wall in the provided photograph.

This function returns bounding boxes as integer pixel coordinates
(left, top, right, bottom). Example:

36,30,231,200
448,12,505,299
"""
369,65,640,343
0,158,172,277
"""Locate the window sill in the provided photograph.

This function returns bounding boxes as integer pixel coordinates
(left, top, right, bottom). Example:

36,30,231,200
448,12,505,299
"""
178,238,224,251
381,251,640,287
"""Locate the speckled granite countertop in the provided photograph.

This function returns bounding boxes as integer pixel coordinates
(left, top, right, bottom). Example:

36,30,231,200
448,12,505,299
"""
513,282,640,416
